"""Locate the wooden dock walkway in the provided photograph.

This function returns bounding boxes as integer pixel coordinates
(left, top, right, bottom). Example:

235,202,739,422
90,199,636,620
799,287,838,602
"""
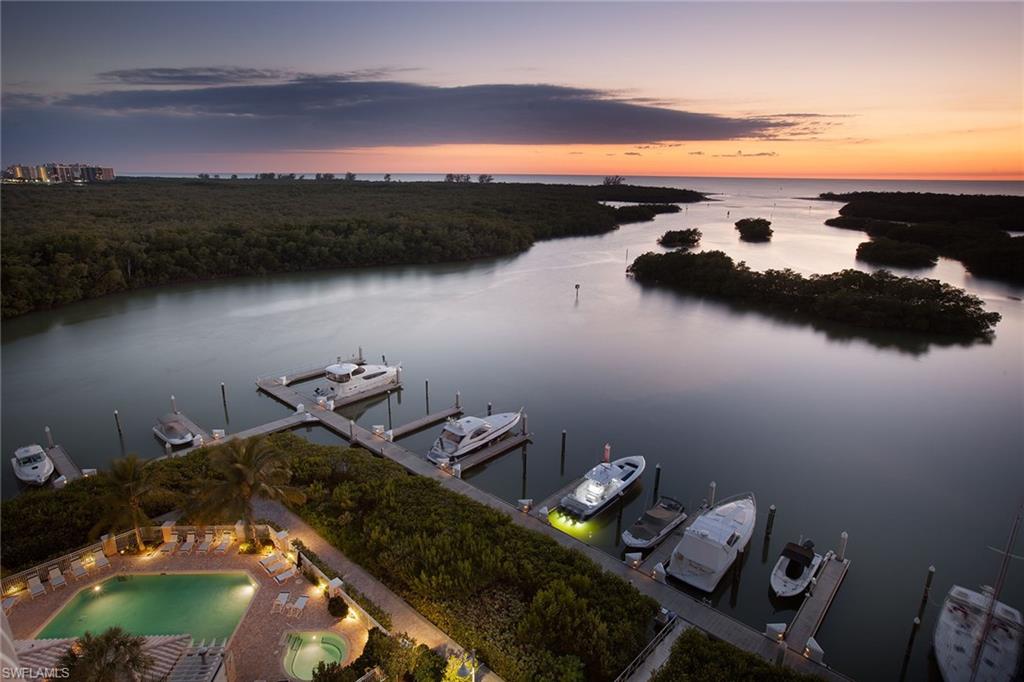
638,504,707,574
390,406,462,439
533,476,582,517
452,433,531,473
785,555,850,655
253,372,849,681
173,413,212,444
47,445,83,486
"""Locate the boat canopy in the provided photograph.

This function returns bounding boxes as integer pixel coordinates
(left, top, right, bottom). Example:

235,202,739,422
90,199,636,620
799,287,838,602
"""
781,542,815,568
587,463,619,486
157,414,192,439
676,531,732,572
444,416,489,437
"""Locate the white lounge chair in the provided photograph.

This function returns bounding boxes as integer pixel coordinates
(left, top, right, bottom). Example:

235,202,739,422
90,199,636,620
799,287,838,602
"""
287,595,309,617
27,576,45,599
158,537,179,555
69,559,88,580
48,567,66,590
273,567,298,585
3,595,20,614
258,552,282,569
270,591,289,613
263,557,288,575
180,533,196,554
214,533,234,554
197,532,214,553
91,553,111,570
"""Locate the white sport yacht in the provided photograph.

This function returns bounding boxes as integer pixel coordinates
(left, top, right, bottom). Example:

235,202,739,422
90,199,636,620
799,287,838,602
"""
153,414,196,446
668,492,756,592
427,411,522,464
560,445,645,520
11,444,55,486
324,362,399,401
769,539,824,598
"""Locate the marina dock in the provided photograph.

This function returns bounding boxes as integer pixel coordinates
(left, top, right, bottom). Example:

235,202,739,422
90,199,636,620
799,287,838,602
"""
390,406,462,439
784,554,850,656
173,413,212,444
533,476,583,518
47,445,83,487
451,432,531,473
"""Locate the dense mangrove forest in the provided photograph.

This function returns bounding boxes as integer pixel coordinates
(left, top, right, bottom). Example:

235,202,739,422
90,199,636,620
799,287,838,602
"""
0,178,703,317
820,191,1024,283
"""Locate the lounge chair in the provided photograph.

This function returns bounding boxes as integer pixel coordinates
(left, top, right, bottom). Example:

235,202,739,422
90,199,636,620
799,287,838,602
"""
69,559,88,580
273,567,298,585
92,553,111,570
214,533,234,554
48,567,67,590
258,552,282,569
27,576,45,599
158,537,179,555
287,595,309,617
180,533,196,554
270,592,289,613
197,532,214,553
3,595,20,614
262,557,288,575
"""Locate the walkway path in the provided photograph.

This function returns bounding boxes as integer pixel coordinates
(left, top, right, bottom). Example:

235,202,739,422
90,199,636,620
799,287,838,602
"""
254,500,503,682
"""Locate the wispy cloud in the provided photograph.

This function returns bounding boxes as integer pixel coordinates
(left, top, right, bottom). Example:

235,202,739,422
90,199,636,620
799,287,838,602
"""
96,66,414,86
712,150,778,158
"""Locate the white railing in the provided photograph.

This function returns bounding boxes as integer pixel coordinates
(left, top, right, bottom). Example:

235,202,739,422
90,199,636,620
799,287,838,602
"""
294,548,388,634
613,614,679,682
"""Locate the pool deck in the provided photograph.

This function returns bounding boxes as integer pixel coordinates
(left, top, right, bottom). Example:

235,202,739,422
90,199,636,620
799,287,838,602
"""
6,550,368,681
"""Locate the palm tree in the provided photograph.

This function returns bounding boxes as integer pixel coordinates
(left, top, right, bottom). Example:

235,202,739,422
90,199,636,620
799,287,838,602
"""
90,454,164,552
57,626,153,681
195,436,305,543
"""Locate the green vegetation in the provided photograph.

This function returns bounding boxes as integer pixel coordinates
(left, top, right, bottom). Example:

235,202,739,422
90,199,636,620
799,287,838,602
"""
650,629,817,682
327,595,350,618
0,179,703,316
820,191,1024,283
89,454,166,552
613,204,683,223
313,629,447,682
57,626,154,682
856,238,939,268
291,538,393,629
658,229,702,249
283,434,656,682
735,217,773,242
628,250,1000,337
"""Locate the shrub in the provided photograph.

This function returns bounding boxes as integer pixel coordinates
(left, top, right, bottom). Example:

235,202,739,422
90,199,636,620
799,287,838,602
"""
328,596,350,618
615,204,681,224
651,629,818,681
658,229,702,249
735,217,773,242
856,238,939,268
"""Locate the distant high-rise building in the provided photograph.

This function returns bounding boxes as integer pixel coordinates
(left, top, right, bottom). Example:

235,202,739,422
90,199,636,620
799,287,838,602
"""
3,162,116,183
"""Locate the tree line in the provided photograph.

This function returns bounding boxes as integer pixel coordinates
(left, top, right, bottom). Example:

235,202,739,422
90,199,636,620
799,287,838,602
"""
1,178,704,317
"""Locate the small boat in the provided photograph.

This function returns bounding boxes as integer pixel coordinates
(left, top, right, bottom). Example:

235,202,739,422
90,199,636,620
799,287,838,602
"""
934,586,1022,682
560,445,645,520
621,496,687,549
10,444,55,486
153,414,196,446
667,492,756,592
769,539,824,598
427,411,522,464
324,362,399,401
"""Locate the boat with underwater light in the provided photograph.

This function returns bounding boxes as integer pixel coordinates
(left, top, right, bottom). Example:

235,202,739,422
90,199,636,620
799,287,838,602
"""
560,445,645,520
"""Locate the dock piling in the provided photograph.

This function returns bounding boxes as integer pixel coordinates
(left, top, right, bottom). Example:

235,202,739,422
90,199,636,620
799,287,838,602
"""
560,430,567,475
916,566,935,620
487,402,492,416
220,382,227,404
114,409,123,436
766,504,777,537
358,346,364,363
708,481,717,507
653,463,662,501
44,426,54,448
349,419,355,440
838,531,849,562
425,380,430,413
386,391,393,430
165,442,172,456
522,413,528,435
455,391,461,409
382,354,387,365
521,444,529,500
171,394,178,414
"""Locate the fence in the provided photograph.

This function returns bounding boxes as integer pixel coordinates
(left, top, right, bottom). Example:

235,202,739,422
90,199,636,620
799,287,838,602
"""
294,548,388,634
612,613,679,682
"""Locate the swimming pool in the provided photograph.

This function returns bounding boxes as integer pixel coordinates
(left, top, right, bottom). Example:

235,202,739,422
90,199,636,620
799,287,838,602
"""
37,573,257,640
284,631,349,681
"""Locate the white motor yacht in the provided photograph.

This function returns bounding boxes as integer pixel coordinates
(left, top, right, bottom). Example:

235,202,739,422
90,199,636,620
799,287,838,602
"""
324,362,399,401
11,444,55,486
153,414,196,446
668,492,756,592
560,445,645,520
769,539,824,598
427,411,522,464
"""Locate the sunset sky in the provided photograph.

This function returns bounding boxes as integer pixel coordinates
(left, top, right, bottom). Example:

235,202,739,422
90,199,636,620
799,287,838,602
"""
2,2,1021,179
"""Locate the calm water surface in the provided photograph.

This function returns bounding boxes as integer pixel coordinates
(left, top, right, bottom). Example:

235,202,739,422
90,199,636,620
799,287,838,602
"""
3,177,1022,680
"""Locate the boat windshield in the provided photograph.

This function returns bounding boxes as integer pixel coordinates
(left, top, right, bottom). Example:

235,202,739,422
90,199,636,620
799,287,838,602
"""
327,372,351,383
18,453,43,465
440,430,463,453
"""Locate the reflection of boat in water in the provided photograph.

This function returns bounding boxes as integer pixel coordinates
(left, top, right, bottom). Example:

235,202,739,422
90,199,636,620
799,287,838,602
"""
560,445,645,520
933,505,1022,682
769,539,824,598
427,411,521,464
152,414,196,446
11,444,54,486
621,496,687,550
324,362,399,401
668,492,756,592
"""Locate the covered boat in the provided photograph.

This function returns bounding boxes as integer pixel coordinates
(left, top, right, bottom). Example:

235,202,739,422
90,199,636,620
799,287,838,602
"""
10,444,54,486
427,411,521,464
934,585,1022,682
770,539,824,598
622,496,687,549
324,362,399,401
560,445,645,520
152,414,195,446
667,492,756,592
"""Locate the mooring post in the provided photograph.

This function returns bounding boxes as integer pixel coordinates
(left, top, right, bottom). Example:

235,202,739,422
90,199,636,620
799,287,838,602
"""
114,409,123,436
521,445,528,500
220,382,227,405
44,426,54,449
349,419,355,440
171,394,178,414
707,481,717,507
653,463,662,501
916,565,936,620
522,413,528,435
382,354,387,366
386,391,393,430
899,617,922,681
455,391,461,409
766,504,777,537
487,402,492,416
165,442,172,456
425,379,430,413
358,346,364,364
838,530,849,562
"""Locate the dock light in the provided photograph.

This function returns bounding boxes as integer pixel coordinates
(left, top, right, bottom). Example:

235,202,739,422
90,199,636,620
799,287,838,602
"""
93,585,101,592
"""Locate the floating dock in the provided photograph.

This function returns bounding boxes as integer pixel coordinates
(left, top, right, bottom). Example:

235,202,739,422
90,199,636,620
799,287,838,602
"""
173,413,212,444
47,445,83,487
448,432,531,474
390,406,462,439
784,554,850,656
